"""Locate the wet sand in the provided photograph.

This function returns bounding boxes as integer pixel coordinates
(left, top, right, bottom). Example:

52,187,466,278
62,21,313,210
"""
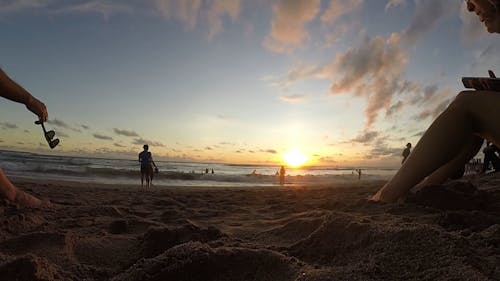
1,175,500,280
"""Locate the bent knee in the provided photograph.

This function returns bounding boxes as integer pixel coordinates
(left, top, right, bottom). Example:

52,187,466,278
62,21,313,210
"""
448,91,477,111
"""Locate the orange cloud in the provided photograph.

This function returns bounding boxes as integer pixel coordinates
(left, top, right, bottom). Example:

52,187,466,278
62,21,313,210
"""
263,0,321,53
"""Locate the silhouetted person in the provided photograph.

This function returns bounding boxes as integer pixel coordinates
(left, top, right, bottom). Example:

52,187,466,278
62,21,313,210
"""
482,142,500,173
373,0,500,202
211,169,214,174
0,68,50,208
205,168,209,174
139,144,157,188
402,143,411,164
356,169,362,180
279,165,286,185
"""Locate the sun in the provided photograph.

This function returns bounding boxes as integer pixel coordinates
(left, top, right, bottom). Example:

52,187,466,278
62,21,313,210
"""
282,149,308,168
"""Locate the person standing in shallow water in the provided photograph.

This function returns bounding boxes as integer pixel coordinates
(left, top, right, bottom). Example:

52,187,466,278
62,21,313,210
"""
279,165,286,185
402,143,411,164
0,68,50,208
139,144,157,188
372,0,500,202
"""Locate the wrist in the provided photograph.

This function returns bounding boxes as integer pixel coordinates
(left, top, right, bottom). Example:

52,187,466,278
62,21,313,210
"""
25,94,34,106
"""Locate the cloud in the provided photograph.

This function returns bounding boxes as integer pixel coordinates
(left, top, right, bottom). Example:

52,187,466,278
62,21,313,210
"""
93,133,113,140
113,128,140,137
261,149,277,154
400,0,459,47
0,122,18,129
132,138,165,147
351,130,379,143
414,98,451,121
0,0,52,14
114,143,126,148
206,0,240,39
385,100,404,117
155,0,202,29
47,118,70,129
321,0,363,25
263,0,321,53
50,1,133,19
81,124,90,130
57,131,69,138
279,94,306,103
205,146,213,150
385,0,406,11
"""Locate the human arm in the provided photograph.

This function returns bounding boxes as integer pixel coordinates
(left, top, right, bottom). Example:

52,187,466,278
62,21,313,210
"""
0,68,48,122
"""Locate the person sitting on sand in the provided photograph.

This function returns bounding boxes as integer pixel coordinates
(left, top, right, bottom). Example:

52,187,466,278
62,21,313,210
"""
0,68,50,208
372,0,500,202
482,142,500,173
402,143,411,164
139,144,157,188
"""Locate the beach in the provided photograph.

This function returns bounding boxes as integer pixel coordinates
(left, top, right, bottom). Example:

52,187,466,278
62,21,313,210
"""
1,175,500,281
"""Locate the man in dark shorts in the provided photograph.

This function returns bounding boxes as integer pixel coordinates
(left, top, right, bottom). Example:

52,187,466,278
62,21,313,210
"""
139,144,157,188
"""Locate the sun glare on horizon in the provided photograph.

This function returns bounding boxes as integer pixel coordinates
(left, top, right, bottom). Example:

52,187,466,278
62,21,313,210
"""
282,149,308,168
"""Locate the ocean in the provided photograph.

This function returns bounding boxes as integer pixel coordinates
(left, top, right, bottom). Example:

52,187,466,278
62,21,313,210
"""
0,150,396,187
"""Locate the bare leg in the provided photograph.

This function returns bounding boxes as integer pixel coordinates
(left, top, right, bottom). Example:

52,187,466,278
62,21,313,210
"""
414,136,483,190
0,168,49,208
373,91,500,202
141,173,144,188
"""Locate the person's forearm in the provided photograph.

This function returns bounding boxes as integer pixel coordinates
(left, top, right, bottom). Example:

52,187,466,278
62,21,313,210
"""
0,68,34,105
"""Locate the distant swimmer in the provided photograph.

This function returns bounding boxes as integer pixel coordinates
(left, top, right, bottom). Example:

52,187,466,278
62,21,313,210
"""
279,165,286,185
139,144,157,188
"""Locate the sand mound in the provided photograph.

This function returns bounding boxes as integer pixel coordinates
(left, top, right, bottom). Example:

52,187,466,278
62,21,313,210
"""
0,254,70,281
114,241,299,281
139,222,225,258
256,216,325,246
409,181,490,210
289,212,494,279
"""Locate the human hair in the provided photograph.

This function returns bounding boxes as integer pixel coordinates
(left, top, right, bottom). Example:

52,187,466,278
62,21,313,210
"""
143,144,149,150
467,0,500,12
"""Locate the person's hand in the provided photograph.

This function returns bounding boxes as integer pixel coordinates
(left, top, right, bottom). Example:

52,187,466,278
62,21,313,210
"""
25,96,48,122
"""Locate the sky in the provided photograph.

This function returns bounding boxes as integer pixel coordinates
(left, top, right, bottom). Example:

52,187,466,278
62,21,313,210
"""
1,0,500,167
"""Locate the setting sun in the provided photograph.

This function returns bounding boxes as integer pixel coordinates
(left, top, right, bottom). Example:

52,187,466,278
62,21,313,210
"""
282,149,308,168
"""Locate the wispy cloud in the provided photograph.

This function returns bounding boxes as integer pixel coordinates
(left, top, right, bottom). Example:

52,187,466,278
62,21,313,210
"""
263,0,321,53
113,128,140,137
47,118,70,129
351,130,379,144
279,94,306,103
260,149,277,154
207,0,240,39
385,0,406,12
321,0,363,25
0,122,18,129
93,133,113,140
132,138,165,147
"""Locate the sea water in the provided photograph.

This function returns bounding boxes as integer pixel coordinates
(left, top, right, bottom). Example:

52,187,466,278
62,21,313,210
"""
0,150,396,187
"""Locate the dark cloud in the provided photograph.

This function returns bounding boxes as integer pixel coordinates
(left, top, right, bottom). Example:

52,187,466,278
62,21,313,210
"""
82,124,90,130
205,146,213,150
93,133,113,140
385,100,404,117
0,122,18,129
24,129,30,133
57,131,70,138
47,118,70,129
114,143,126,148
351,130,379,143
132,138,165,147
261,149,277,154
412,130,426,137
113,128,139,137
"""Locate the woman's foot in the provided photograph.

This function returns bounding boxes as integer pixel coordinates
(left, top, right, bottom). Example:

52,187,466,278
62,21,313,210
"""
13,189,51,208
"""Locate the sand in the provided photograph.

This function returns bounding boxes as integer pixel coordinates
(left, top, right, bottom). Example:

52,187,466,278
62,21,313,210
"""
1,175,500,281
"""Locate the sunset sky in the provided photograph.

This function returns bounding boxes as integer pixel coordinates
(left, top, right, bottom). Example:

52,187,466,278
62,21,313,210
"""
1,0,499,167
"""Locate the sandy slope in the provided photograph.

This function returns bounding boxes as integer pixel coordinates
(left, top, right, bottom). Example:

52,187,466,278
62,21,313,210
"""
1,176,500,280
